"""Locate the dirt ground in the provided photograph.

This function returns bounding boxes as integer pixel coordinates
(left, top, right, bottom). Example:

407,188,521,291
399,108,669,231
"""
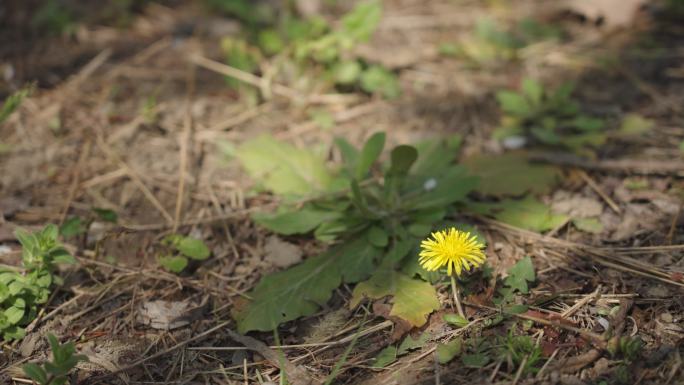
1,1,684,384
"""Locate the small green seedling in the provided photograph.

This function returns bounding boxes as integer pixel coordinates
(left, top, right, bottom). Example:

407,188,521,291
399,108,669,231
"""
22,334,88,385
158,235,210,273
495,78,605,152
0,86,32,125
1,225,75,341
495,256,536,305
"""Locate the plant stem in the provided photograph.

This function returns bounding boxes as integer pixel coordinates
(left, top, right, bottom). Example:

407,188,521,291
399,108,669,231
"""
450,275,466,319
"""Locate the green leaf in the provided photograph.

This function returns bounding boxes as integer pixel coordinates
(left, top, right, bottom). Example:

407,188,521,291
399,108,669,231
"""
572,217,603,234
388,145,418,176
50,248,76,265
5,304,25,325
619,114,654,136
351,269,440,327
3,325,25,340
522,78,543,105
437,339,462,364
411,166,479,210
42,224,59,242
571,116,604,132
0,86,31,125
367,226,389,248
23,363,48,385
463,153,560,196
380,239,415,268
59,217,86,239
333,60,362,84
497,91,531,116
0,284,9,302
356,132,386,179
360,66,400,99
234,238,380,333
504,256,536,294
407,223,432,237
462,353,490,368
334,137,360,174
253,206,343,235
474,197,567,232
373,346,398,368
398,332,431,355
340,0,382,42
443,313,469,327
411,136,461,177
235,135,332,196
176,237,210,260
159,256,188,273
92,208,118,223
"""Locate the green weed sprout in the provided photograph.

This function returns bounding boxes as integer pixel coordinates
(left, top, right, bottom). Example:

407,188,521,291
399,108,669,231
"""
495,78,605,152
22,333,88,385
0,225,75,341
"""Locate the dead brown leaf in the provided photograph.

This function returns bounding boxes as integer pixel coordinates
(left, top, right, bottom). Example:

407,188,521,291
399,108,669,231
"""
263,235,303,268
562,0,648,28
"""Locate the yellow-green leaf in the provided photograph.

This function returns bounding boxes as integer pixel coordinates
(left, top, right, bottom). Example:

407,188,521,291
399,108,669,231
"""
351,269,439,327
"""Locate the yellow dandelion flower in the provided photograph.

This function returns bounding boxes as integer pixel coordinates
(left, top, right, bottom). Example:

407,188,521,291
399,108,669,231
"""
419,228,486,277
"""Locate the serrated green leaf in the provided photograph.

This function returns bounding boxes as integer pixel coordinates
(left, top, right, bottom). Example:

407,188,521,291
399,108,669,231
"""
235,135,332,196
351,269,440,327
159,256,188,273
367,226,388,247
373,346,398,368
463,153,560,196
497,91,531,116
177,237,210,260
234,238,380,333
23,363,48,384
504,256,535,294
437,339,462,364
443,313,469,327
572,217,603,234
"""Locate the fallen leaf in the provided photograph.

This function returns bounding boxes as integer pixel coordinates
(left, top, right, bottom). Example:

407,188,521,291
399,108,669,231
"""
263,236,303,268
552,193,603,218
351,269,440,327
562,0,647,28
138,299,206,330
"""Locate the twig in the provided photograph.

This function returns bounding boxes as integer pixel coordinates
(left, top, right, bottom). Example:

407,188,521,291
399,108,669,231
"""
92,320,232,381
577,170,620,214
173,62,196,233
